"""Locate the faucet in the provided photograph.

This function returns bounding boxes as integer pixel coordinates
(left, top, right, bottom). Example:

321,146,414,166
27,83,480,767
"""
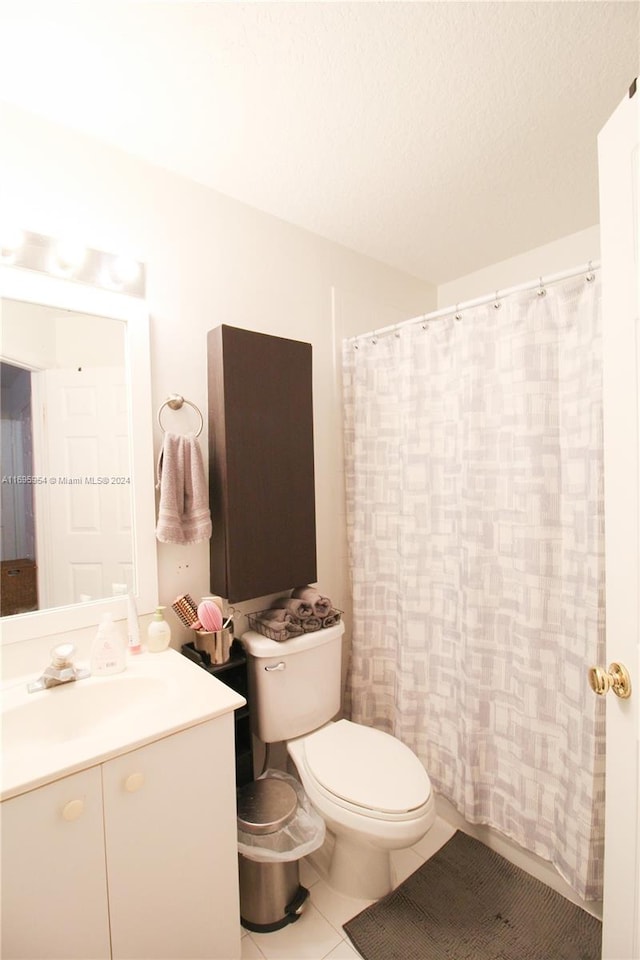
27,642,90,693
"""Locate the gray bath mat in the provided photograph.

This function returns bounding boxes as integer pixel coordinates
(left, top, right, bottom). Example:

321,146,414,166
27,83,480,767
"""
343,831,601,960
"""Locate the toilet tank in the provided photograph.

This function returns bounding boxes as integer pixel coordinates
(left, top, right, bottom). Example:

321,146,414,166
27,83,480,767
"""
241,622,344,743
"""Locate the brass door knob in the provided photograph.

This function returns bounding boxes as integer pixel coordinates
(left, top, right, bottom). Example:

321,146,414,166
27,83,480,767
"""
589,662,632,699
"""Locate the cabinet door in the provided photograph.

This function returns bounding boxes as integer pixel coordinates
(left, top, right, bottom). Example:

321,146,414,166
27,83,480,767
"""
208,324,317,601
0,767,110,960
103,717,241,960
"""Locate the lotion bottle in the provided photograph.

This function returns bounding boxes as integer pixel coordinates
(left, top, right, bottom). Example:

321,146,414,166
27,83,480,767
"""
147,606,171,652
126,593,142,654
90,612,127,675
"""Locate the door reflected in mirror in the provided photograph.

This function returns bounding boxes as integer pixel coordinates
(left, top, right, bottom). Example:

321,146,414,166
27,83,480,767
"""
1,298,134,617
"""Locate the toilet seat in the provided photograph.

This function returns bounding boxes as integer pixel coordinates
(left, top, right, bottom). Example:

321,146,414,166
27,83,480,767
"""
296,719,432,822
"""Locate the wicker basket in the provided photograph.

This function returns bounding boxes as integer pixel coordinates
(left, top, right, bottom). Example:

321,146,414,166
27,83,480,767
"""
247,609,342,642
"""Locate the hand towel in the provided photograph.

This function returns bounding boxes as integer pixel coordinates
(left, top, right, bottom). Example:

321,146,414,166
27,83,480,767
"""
292,585,333,618
302,616,322,632
272,597,314,620
156,433,212,544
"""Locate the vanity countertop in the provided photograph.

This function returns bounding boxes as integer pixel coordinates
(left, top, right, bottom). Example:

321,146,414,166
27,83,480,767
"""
1,648,245,801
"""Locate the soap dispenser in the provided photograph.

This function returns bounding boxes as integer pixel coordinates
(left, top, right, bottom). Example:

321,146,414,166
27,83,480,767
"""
90,612,127,675
147,606,171,652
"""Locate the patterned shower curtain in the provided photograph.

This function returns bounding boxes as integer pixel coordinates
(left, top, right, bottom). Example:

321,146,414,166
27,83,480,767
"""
342,274,606,901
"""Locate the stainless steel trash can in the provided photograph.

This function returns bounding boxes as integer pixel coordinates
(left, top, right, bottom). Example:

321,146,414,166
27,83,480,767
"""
237,778,309,932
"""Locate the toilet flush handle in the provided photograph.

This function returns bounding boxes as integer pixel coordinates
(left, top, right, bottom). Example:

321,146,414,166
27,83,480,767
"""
265,661,286,672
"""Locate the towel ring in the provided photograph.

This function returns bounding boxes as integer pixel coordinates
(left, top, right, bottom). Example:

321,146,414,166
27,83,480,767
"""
157,394,203,438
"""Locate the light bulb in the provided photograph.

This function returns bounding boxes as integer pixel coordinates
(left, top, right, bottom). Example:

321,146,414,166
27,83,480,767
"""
110,255,140,287
53,237,87,272
0,227,25,263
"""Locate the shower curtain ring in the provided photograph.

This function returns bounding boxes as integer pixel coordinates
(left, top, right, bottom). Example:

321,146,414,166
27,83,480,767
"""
586,261,596,282
454,304,462,322
493,290,502,309
537,277,547,297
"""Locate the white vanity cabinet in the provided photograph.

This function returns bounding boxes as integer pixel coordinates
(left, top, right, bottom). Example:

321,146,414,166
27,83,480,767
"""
1,717,241,960
1,765,111,959
104,715,240,960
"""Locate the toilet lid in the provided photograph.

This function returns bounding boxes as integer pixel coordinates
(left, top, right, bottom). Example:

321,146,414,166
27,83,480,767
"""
303,719,431,815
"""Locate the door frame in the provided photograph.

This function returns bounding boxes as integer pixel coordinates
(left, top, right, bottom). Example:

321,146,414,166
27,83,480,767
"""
598,83,640,960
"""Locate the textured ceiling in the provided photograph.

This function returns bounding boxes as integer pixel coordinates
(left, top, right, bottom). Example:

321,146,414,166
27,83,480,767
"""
0,1,638,283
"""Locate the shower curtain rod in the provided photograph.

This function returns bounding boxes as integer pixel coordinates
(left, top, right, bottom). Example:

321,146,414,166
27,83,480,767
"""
346,259,600,345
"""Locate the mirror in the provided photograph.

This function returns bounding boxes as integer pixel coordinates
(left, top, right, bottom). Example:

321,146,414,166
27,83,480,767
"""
0,264,158,644
1,301,131,615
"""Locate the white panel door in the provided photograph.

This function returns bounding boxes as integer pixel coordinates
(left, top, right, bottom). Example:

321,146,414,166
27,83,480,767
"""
598,85,640,959
38,365,133,606
0,766,111,959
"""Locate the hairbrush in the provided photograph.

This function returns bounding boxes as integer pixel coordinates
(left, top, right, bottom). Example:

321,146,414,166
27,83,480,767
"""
172,593,199,628
197,599,224,632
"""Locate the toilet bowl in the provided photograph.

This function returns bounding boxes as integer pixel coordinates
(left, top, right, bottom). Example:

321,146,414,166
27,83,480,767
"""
287,719,435,899
241,622,436,900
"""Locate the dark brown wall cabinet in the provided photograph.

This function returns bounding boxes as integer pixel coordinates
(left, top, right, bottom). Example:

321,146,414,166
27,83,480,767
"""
207,324,317,602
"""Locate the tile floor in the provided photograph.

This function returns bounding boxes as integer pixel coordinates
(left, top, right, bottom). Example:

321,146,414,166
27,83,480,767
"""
240,817,456,960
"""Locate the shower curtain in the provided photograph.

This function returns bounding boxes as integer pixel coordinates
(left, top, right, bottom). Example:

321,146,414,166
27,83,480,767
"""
342,273,606,901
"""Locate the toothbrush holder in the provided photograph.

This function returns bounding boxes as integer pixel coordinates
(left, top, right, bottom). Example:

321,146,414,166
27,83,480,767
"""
195,627,232,665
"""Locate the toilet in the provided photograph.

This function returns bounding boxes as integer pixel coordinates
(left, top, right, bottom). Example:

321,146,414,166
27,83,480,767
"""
241,622,436,899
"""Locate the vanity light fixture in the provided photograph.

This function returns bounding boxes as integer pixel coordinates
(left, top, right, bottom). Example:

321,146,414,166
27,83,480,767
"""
2,228,145,297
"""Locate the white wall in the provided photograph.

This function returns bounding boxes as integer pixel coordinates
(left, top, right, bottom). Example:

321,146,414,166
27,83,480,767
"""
0,102,435,651
437,225,600,308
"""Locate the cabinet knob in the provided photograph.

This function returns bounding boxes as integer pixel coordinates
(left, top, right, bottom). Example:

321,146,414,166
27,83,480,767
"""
62,799,85,821
124,772,145,793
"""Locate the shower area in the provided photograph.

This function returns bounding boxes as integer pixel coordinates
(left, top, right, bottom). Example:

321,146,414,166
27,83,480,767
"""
342,267,606,905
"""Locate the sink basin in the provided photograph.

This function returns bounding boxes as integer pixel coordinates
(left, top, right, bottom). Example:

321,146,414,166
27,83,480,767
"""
2,675,168,748
1,648,246,801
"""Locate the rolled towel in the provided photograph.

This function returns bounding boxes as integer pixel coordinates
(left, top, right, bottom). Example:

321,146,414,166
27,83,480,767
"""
272,597,313,620
260,608,296,626
322,609,342,629
256,616,290,634
261,620,289,633
302,616,322,632
292,585,333,618
256,609,304,640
